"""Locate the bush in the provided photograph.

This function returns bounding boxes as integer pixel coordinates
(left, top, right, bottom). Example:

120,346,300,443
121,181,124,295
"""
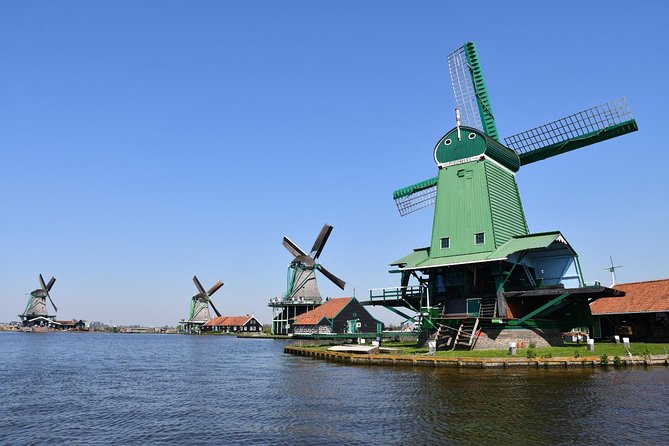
600,354,609,366
526,348,537,359
574,350,581,358
613,356,622,367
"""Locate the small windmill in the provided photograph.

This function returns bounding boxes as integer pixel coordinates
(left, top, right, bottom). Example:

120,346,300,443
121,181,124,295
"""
268,224,346,335
183,276,223,333
604,257,623,287
20,274,57,327
282,223,346,302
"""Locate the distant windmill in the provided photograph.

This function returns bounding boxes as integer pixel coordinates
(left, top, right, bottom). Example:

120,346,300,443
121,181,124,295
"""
20,274,57,327
604,257,623,287
183,276,223,334
282,223,346,302
268,224,346,335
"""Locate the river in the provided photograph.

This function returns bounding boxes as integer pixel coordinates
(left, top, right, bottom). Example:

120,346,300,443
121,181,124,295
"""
0,332,667,445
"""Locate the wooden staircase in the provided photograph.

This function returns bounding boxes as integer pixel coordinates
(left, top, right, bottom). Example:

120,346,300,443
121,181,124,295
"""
431,324,455,350
452,317,480,350
478,296,497,319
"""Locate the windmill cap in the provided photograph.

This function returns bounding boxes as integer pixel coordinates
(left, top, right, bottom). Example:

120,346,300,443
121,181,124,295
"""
433,126,520,172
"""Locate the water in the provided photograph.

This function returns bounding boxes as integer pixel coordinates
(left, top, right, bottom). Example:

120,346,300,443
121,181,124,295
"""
1,332,668,445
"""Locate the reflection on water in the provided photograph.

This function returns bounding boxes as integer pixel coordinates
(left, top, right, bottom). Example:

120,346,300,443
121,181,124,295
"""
1,332,667,445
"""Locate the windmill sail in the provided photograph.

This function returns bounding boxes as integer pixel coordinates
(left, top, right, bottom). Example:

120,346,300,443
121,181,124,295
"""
448,42,499,141
504,98,638,165
310,224,333,259
393,177,438,216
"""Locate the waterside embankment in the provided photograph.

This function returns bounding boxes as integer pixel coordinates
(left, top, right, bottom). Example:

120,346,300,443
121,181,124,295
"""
284,345,669,368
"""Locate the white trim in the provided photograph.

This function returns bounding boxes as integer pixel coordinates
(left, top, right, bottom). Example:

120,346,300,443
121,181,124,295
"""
433,153,517,176
398,257,507,271
482,155,517,176
435,154,482,168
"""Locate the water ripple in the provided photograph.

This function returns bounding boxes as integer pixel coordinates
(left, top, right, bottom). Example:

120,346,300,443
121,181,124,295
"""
1,332,668,445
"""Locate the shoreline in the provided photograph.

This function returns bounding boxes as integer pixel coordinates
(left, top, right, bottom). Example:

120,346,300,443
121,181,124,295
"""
284,345,669,369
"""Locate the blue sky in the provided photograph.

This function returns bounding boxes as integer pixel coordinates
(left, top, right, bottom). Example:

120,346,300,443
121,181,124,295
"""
1,1,667,325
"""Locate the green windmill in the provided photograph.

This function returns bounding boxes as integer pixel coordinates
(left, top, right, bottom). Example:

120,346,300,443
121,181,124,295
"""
365,42,636,350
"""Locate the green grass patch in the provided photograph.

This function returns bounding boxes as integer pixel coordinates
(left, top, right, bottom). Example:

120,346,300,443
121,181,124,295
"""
308,341,669,358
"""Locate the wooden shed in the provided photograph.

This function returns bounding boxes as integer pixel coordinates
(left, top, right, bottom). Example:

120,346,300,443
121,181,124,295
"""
204,315,263,333
291,297,383,335
590,279,669,341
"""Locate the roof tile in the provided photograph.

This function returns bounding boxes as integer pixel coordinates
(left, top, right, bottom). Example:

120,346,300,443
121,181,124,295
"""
590,279,669,315
204,315,254,327
293,298,353,326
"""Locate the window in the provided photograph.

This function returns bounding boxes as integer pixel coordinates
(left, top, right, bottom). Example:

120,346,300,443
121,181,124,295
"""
475,232,485,245
440,237,450,249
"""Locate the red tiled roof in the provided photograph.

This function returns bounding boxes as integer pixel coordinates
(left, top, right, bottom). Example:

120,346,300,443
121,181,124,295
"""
590,279,669,315
204,315,254,327
292,297,353,326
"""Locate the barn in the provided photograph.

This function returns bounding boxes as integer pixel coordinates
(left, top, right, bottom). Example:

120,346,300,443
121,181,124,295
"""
291,297,383,335
590,279,669,342
204,315,263,333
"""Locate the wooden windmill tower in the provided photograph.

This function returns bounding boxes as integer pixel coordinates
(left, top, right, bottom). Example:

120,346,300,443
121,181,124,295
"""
181,276,224,334
20,274,57,327
268,224,346,335
365,42,636,349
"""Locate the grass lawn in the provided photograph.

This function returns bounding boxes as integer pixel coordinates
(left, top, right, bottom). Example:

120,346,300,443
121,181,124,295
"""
392,341,669,358
307,341,669,359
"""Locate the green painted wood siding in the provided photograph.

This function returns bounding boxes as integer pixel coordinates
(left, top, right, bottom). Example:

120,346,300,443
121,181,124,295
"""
429,159,528,258
485,161,528,247
430,161,495,257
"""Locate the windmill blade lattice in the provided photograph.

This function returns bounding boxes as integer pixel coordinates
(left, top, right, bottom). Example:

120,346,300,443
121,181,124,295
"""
310,224,333,259
283,237,306,258
192,276,206,295
208,299,222,318
207,281,224,296
392,177,438,217
316,264,345,290
40,274,58,312
504,98,637,165
448,42,499,141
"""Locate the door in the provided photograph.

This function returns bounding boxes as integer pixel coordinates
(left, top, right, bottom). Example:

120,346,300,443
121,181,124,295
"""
466,298,481,317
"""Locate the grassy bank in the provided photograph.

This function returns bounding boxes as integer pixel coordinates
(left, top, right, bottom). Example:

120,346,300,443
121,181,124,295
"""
304,341,669,359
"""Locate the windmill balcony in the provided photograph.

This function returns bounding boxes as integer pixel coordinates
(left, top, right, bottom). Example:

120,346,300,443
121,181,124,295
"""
268,296,321,307
368,286,425,304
